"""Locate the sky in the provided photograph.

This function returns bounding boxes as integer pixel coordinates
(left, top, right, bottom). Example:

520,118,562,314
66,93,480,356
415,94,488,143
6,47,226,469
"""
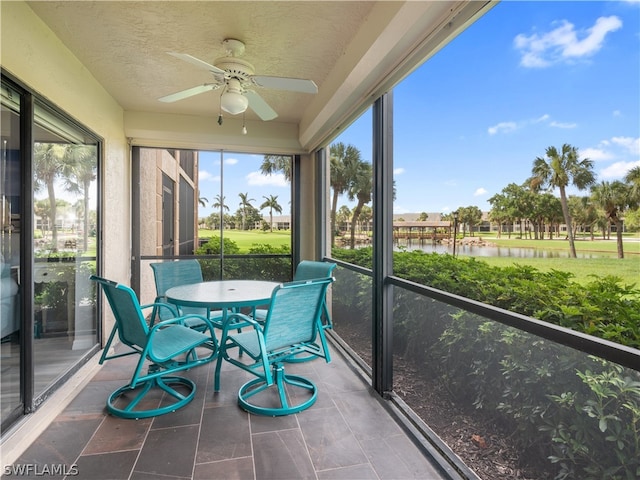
197,1,640,218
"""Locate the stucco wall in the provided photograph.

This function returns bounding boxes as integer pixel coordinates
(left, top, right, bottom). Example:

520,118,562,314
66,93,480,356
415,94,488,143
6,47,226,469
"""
1,1,130,336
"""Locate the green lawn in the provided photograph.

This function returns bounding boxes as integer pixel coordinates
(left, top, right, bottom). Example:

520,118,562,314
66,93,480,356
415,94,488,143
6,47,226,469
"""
470,235,639,287
198,229,639,288
199,229,291,250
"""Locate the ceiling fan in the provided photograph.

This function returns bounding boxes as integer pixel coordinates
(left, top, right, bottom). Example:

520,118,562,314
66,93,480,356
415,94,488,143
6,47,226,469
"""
159,38,318,122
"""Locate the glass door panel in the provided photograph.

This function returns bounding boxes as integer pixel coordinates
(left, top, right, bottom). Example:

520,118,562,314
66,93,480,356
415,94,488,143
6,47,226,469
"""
32,100,98,397
1,82,23,431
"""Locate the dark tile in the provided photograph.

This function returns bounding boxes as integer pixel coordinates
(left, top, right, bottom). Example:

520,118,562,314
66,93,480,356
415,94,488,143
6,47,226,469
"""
194,457,254,480
297,407,368,471
252,430,316,480
196,405,251,463
83,415,152,455
13,417,102,467
61,380,124,416
314,359,368,395
317,463,379,480
134,424,199,478
150,380,205,429
131,472,189,480
249,411,298,434
370,434,443,479
333,389,403,440
74,450,138,480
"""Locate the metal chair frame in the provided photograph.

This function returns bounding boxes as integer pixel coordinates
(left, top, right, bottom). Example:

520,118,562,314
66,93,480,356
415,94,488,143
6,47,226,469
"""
92,275,217,419
214,277,334,416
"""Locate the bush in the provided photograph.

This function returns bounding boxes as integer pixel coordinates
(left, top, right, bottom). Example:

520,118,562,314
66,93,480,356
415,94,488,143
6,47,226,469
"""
332,248,640,478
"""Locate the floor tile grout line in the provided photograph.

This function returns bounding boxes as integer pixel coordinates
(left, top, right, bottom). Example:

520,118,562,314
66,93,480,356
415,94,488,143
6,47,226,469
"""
190,358,213,480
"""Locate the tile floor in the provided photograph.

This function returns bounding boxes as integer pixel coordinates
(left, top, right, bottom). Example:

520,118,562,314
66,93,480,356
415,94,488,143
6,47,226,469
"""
3,342,450,480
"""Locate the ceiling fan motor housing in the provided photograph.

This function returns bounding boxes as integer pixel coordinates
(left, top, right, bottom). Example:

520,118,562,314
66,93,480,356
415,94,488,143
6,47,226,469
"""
214,57,255,86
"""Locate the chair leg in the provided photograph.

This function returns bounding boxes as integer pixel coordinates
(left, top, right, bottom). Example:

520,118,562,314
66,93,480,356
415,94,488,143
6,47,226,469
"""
237,363,318,416
106,376,196,419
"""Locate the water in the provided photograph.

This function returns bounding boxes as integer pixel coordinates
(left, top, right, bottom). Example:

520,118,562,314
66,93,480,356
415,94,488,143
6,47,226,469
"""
394,241,616,259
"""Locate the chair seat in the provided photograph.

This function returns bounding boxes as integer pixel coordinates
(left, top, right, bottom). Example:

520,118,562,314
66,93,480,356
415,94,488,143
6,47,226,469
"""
151,324,213,362
215,277,334,416
91,275,217,419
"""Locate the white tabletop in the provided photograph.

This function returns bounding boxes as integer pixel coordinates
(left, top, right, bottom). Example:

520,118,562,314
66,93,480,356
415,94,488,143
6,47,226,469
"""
165,280,280,309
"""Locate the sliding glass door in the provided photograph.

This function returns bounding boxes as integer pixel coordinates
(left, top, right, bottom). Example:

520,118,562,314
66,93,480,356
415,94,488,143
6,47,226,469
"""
1,75,101,433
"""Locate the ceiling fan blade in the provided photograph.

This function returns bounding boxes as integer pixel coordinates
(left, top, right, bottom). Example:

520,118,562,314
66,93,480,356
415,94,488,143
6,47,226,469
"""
167,52,226,75
158,84,219,103
251,76,318,94
245,90,278,121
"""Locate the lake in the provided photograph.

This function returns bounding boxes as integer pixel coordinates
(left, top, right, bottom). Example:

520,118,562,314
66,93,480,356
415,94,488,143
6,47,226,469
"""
394,241,617,259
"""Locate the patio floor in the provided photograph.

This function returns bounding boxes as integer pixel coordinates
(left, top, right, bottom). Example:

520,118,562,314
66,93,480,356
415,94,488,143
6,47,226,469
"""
3,341,450,480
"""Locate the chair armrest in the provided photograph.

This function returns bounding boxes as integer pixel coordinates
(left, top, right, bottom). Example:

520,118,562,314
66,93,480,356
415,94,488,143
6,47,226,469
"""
145,299,179,326
222,312,261,332
149,314,214,333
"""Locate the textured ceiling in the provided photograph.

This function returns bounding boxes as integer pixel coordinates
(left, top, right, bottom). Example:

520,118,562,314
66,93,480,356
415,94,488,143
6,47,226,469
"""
26,1,375,124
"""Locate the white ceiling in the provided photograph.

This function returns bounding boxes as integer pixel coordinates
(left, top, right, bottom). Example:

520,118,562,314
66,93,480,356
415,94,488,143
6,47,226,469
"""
25,1,493,151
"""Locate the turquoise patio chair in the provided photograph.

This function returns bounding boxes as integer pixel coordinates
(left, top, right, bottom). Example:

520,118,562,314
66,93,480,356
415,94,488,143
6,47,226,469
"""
252,260,336,363
92,275,217,419
253,260,336,328
214,277,334,416
150,259,223,329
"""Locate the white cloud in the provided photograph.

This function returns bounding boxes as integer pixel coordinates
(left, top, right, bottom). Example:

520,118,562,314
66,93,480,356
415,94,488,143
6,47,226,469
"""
474,188,487,196
611,136,640,156
225,158,238,165
514,16,622,68
549,121,577,129
394,167,405,175
612,110,622,117
581,147,613,161
488,122,517,135
246,171,288,187
199,170,220,182
488,114,575,135
600,160,640,179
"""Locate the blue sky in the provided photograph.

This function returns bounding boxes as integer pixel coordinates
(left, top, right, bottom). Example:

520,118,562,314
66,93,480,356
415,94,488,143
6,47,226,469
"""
198,1,639,218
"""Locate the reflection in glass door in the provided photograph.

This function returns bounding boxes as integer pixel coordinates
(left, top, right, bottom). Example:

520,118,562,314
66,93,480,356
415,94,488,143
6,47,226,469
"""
1,83,23,430
32,100,99,398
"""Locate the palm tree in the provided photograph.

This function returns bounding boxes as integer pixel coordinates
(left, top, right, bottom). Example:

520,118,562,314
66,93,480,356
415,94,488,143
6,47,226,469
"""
198,196,208,208
238,192,255,231
530,144,596,258
62,144,97,251
260,155,292,182
625,166,640,204
34,143,67,251
591,181,632,258
212,194,229,229
260,195,282,232
347,160,372,249
330,143,361,247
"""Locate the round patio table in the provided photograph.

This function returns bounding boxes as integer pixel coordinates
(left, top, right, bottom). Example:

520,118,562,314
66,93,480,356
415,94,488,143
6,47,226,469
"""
165,280,280,323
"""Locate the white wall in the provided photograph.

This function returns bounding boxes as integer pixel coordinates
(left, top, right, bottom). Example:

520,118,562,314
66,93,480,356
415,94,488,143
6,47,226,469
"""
1,1,131,332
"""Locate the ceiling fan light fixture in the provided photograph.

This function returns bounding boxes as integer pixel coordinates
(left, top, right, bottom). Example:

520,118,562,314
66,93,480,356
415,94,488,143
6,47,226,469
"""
221,90,248,115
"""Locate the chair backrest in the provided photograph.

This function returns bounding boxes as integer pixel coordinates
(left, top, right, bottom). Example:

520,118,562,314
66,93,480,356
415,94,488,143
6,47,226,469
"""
91,275,149,349
150,260,203,296
263,277,333,352
294,260,337,281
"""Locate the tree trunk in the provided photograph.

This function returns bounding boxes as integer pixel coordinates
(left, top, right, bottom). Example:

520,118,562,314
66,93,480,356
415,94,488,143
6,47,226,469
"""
349,202,364,249
330,189,340,247
615,219,624,259
558,186,577,258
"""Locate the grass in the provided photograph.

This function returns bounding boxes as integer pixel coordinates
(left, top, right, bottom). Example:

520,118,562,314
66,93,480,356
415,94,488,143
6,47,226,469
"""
476,256,639,288
198,229,291,250
198,228,639,288
475,234,639,287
